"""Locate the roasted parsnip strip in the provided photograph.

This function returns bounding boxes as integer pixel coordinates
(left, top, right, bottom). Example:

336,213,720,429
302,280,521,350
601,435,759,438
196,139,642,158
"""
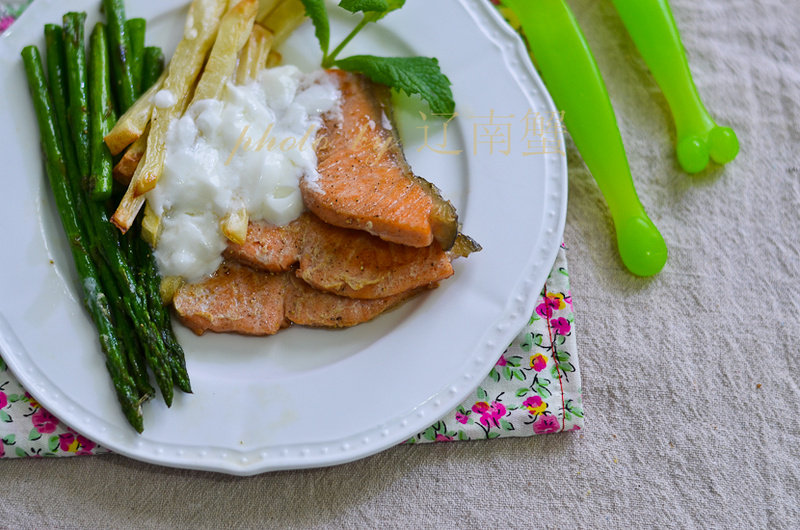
132,0,229,196
141,201,162,247
160,276,185,305
212,10,263,244
253,25,274,75
112,123,148,185
103,71,165,155
256,0,283,25
235,29,259,84
139,0,257,244
266,50,282,67
112,0,227,231
221,200,248,245
192,0,257,102
261,0,305,46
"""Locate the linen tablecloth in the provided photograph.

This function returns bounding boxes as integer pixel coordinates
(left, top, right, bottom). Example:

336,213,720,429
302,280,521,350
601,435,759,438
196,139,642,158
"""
3,0,798,527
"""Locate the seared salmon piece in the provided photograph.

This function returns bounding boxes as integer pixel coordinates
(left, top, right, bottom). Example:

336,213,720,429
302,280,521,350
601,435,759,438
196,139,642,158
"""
173,262,289,336
224,213,454,299
297,213,452,298
284,275,422,328
224,220,301,273
173,263,430,335
301,70,459,249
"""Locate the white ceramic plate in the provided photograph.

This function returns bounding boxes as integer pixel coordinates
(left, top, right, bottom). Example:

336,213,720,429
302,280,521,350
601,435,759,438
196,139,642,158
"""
0,0,566,475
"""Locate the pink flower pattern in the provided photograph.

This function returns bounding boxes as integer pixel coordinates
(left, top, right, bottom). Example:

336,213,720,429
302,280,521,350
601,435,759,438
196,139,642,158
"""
523,395,547,415
551,317,571,335
57,430,98,455
0,16,15,33
32,408,59,434
0,1,30,35
472,401,507,428
530,353,548,372
533,416,561,434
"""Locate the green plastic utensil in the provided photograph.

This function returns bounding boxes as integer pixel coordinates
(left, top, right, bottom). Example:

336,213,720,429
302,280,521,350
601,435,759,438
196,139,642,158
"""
611,0,739,173
506,0,668,277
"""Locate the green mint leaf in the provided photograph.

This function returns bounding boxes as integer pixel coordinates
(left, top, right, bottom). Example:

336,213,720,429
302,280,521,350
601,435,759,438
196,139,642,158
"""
363,0,406,21
339,0,389,13
300,0,330,55
378,0,405,18
334,55,455,114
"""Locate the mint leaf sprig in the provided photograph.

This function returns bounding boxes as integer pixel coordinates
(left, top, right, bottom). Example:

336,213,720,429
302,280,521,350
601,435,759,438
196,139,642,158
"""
299,0,455,114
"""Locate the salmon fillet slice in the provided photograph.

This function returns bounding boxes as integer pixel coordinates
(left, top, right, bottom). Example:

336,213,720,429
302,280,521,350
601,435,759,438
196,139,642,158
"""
301,70,459,249
224,213,454,299
173,262,289,336
173,262,426,335
224,219,302,273
284,274,421,328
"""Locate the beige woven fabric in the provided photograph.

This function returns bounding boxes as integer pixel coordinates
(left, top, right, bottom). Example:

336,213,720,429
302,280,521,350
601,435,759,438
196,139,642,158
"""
2,0,799,526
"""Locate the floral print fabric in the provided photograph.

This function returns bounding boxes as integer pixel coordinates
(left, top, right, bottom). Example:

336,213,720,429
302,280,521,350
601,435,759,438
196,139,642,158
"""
0,357,110,457
0,1,582,458
0,0,31,32
407,244,583,443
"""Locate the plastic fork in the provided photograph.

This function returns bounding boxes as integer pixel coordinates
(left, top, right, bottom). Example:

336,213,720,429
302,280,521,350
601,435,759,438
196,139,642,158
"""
506,0,668,277
610,0,739,173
